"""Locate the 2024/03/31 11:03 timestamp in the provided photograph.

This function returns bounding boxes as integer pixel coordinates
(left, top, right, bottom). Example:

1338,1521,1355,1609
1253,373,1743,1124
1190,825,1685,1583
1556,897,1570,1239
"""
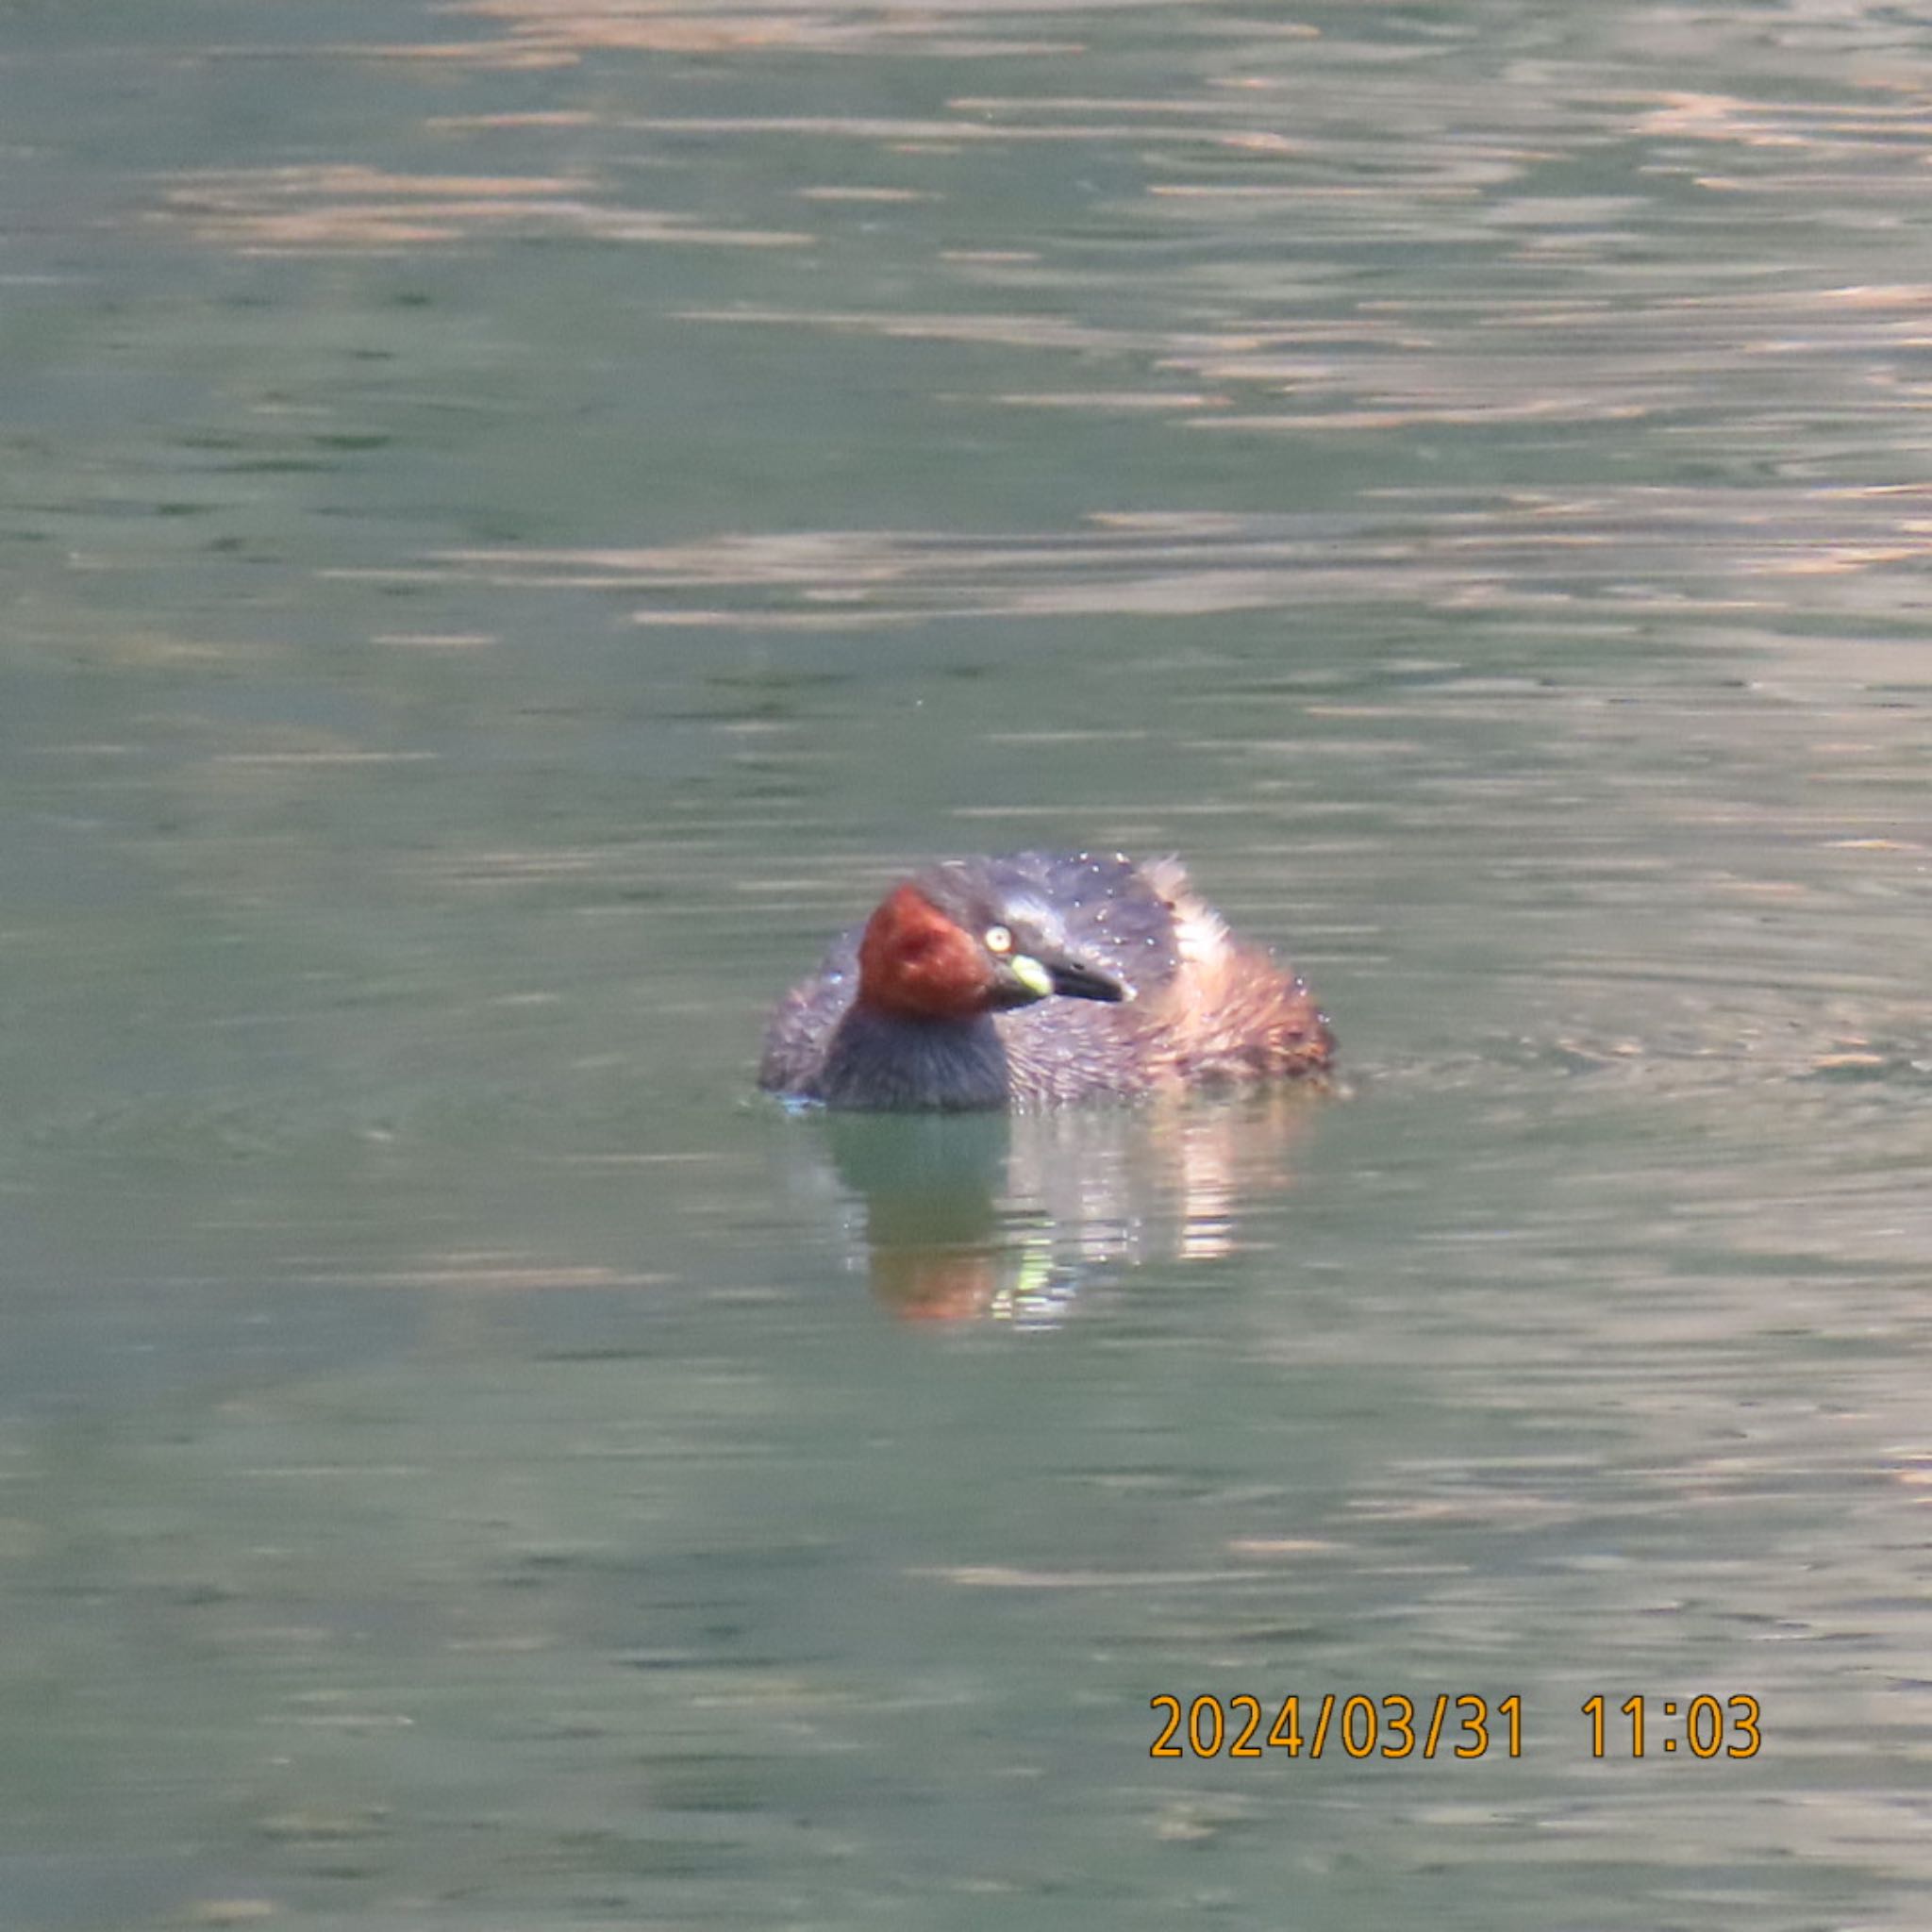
1149,1693,1762,1760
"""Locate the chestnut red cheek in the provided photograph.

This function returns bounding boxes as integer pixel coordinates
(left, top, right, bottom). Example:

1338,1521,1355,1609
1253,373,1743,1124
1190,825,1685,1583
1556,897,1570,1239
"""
857,884,993,1019
896,933,991,1016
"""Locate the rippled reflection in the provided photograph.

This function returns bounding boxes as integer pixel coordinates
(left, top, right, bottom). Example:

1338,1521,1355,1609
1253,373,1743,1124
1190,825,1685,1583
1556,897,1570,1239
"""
788,1090,1322,1323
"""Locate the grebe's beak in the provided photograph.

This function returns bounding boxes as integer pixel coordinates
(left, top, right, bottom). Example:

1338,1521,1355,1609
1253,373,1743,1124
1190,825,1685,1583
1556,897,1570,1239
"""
996,951,1124,1008
1045,957,1125,1003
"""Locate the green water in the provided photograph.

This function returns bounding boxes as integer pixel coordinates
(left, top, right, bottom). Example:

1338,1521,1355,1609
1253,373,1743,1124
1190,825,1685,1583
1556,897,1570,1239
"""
4,1,1932,1924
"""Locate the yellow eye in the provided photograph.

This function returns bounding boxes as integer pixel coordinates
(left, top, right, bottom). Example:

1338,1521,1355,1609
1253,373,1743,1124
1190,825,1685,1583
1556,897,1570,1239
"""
984,924,1013,954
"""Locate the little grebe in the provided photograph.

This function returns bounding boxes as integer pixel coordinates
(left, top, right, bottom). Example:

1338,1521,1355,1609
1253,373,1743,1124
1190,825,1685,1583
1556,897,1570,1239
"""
758,851,1333,1110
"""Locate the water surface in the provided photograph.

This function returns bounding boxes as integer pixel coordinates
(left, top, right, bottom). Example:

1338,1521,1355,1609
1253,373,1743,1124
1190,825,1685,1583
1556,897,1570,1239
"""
4,1,1932,1926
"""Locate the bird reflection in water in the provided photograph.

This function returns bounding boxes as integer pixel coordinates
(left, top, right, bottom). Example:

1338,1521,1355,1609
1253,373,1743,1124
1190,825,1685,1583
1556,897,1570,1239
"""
795,1091,1323,1324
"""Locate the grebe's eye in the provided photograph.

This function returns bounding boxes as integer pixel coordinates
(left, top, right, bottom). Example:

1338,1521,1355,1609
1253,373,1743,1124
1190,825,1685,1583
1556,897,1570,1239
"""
984,924,1013,955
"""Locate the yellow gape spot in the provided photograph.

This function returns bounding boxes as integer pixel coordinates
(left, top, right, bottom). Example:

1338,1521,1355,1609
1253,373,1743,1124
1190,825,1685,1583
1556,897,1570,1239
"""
1009,955,1053,999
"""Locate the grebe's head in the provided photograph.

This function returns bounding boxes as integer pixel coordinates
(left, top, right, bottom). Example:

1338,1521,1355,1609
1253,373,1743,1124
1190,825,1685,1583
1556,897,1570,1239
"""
856,874,1124,1022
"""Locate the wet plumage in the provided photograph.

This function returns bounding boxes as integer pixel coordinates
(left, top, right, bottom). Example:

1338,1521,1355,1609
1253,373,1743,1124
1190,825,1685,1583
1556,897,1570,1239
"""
759,851,1334,1110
